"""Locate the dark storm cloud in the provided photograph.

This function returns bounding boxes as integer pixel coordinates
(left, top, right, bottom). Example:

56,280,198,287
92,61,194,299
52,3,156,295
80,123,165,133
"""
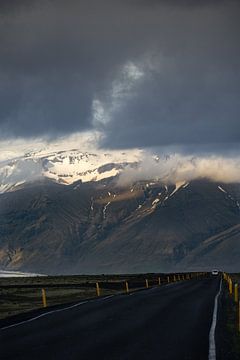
0,0,239,150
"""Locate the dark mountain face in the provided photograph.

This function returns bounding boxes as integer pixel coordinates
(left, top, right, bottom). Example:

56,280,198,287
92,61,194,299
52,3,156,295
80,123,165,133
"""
0,179,240,274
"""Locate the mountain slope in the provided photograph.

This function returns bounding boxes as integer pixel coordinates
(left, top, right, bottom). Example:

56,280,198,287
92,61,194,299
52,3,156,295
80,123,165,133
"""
179,224,240,271
0,179,240,273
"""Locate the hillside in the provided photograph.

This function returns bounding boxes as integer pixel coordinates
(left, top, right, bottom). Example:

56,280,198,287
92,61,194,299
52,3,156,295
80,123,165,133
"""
0,178,240,274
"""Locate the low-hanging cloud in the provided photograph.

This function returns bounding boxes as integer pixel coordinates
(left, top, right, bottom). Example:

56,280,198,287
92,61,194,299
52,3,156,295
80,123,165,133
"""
0,0,239,154
118,153,240,186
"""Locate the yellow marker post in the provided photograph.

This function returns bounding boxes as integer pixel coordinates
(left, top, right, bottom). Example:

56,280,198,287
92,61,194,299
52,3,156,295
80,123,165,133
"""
145,279,149,289
234,284,238,303
96,282,100,297
238,301,240,333
167,276,170,283
229,279,233,295
158,277,161,286
41,288,47,308
125,281,129,294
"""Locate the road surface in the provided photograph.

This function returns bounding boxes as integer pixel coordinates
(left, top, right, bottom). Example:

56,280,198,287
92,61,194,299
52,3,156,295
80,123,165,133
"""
0,276,220,360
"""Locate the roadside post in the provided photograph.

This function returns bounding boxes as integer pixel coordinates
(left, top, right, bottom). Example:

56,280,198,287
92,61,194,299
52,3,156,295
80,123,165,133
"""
229,279,233,295
173,275,176,282
41,288,47,308
234,284,239,303
125,281,129,294
145,279,149,289
239,301,240,333
158,277,161,285
96,282,100,297
167,276,170,283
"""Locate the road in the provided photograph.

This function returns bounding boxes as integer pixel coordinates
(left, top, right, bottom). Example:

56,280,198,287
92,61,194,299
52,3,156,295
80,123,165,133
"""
0,276,220,360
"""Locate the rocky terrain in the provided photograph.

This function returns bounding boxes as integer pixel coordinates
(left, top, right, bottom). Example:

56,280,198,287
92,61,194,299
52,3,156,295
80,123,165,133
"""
0,173,240,274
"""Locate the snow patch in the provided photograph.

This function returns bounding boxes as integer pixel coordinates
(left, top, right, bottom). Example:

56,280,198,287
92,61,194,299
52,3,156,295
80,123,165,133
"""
218,186,227,194
103,202,111,218
169,181,186,197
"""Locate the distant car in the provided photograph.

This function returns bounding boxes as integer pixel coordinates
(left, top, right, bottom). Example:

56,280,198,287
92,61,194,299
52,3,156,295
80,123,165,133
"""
211,270,219,275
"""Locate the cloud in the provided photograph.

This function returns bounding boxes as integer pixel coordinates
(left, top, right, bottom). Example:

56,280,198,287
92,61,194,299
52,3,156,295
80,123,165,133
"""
0,0,239,153
118,153,240,185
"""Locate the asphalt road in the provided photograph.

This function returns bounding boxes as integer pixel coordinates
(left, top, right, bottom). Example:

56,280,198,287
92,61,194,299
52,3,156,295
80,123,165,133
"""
0,276,220,360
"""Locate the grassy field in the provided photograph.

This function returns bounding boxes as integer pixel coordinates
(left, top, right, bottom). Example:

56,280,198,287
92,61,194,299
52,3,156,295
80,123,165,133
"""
0,273,177,320
218,274,240,360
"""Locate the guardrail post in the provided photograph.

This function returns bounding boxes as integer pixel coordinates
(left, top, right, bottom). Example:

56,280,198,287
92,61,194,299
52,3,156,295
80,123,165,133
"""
125,281,129,294
238,301,240,333
96,282,100,297
41,288,47,308
234,284,238,303
145,279,149,289
158,277,161,286
229,279,233,295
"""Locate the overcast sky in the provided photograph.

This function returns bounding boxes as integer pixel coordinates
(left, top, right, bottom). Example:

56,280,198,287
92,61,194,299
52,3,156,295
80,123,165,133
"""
0,0,239,152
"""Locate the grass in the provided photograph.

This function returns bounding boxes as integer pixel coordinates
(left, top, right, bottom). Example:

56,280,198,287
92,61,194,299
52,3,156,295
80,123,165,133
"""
0,273,172,320
218,275,240,360
0,272,203,321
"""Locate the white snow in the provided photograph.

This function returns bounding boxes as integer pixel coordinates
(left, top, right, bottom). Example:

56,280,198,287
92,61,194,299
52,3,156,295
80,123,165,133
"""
103,202,111,218
0,270,45,277
152,198,160,206
90,198,94,211
218,186,227,194
0,146,143,193
169,181,186,197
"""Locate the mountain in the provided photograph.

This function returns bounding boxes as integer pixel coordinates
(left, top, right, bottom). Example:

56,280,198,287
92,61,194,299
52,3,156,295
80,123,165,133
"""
0,174,240,274
0,148,141,193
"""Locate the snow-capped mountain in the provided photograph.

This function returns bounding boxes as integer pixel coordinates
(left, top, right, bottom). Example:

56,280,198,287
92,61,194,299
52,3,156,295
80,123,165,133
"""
0,147,142,193
2,138,240,274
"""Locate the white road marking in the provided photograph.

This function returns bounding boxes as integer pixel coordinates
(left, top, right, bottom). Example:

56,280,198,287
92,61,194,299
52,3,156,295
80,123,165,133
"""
0,295,115,332
208,278,222,360
0,282,186,332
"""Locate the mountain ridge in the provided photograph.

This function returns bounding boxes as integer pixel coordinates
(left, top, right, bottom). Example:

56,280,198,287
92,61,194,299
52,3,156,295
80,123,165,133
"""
0,177,240,274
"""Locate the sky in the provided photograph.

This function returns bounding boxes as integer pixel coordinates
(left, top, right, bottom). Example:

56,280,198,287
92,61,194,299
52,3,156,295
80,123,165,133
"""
0,0,240,154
